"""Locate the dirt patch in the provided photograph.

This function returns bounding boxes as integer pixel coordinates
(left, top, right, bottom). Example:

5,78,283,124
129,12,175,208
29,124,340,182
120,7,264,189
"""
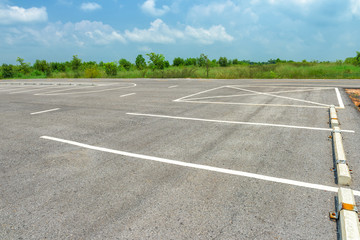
345,89,360,111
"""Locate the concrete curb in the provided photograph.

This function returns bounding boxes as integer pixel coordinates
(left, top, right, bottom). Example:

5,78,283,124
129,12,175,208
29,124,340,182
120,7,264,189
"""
330,107,351,185
338,188,360,240
330,105,339,127
332,126,351,185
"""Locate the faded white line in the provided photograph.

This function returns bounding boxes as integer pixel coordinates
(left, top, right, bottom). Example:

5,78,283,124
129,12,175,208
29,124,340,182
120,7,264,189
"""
0,87,27,92
185,87,332,101
35,83,137,96
9,86,64,94
127,112,355,133
176,99,329,109
40,136,360,196
120,93,136,98
168,85,178,89
174,86,226,102
31,108,60,115
228,86,330,107
335,88,345,109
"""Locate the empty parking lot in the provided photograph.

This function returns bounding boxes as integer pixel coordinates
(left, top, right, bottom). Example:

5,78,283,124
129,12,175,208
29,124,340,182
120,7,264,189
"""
1,78,360,239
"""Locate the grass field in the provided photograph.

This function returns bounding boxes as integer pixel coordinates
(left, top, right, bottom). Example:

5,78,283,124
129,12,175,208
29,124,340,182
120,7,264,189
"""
2,61,360,80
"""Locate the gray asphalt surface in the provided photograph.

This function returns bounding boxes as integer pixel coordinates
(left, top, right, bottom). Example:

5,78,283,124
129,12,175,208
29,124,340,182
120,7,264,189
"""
1,78,360,239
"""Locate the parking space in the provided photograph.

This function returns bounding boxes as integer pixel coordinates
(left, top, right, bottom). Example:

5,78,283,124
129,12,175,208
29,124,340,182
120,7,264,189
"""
1,78,360,239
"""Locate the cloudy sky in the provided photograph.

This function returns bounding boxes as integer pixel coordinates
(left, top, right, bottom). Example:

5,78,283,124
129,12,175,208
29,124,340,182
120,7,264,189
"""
1,0,360,64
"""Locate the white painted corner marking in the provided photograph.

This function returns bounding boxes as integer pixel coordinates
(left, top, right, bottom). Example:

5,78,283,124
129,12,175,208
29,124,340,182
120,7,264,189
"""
120,93,136,98
335,88,345,109
126,112,355,133
31,108,60,115
41,136,359,195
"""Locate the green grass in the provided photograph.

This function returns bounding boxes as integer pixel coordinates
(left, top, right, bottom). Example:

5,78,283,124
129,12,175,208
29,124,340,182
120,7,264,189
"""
1,63,360,80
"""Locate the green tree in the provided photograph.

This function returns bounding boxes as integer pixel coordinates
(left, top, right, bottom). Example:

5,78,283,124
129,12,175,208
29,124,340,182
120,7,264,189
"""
16,57,31,74
185,58,197,66
33,60,51,76
146,53,166,71
135,54,146,69
119,58,132,71
199,54,211,78
218,57,228,67
173,57,185,66
71,55,82,71
1,64,14,78
104,62,117,76
356,51,360,66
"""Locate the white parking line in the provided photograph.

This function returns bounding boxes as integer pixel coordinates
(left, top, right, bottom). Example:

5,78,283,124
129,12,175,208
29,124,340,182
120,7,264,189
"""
9,85,71,94
335,88,345,109
120,93,136,98
185,87,332,101
31,108,60,115
126,112,355,133
35,83,137,96
168,85,178,89
40,136,360,196
228,86,330,107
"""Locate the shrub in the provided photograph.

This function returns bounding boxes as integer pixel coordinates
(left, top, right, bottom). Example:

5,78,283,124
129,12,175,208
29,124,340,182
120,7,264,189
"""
119,58,132,71
71,55,82,71
135,55,146,69
85,67,101,78
173,57,185,66
146,53,166,70
218,57,228,67
185,58,197,66
104,62,117,76
1,64,14,78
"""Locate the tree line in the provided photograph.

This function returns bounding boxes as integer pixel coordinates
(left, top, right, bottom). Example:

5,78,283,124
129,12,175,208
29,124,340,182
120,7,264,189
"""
1,52,359,79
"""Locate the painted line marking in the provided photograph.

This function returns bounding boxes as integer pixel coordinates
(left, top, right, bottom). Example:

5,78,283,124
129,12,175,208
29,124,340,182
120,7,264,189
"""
40,136,360,196
176,100,329,109
174,86,225,102
0,87,27,92
9,86,62,94
126,112,355,133
228,86,330,107
35,83,136,96
120,93,136,98
185,87,332,101
31,108,60,115
168,85,178,89
335,88,345,109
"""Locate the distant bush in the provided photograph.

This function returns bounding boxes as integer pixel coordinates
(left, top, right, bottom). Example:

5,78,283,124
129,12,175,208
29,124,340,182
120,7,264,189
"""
85,67,101,78
119,58,132,71
218,57,228,67
173,57,185,66
185,58,197,66
104,62,117,76
135,55,146,70
71,55,82,71
1,64,14,78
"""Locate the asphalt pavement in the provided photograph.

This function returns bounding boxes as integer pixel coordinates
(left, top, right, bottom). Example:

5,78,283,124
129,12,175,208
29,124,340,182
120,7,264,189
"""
1,78,360,239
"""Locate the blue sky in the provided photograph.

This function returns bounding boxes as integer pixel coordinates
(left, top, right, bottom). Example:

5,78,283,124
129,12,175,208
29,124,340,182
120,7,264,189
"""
0,0,360,64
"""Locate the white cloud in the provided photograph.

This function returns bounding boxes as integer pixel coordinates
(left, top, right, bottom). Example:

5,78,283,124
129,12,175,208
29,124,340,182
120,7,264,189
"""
0,5,47,25
124,19,234,44
125,19,183,43
140,0,170,16
185,25,234,44
350,0,360,16
81,2,101,12
4,20,125,46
